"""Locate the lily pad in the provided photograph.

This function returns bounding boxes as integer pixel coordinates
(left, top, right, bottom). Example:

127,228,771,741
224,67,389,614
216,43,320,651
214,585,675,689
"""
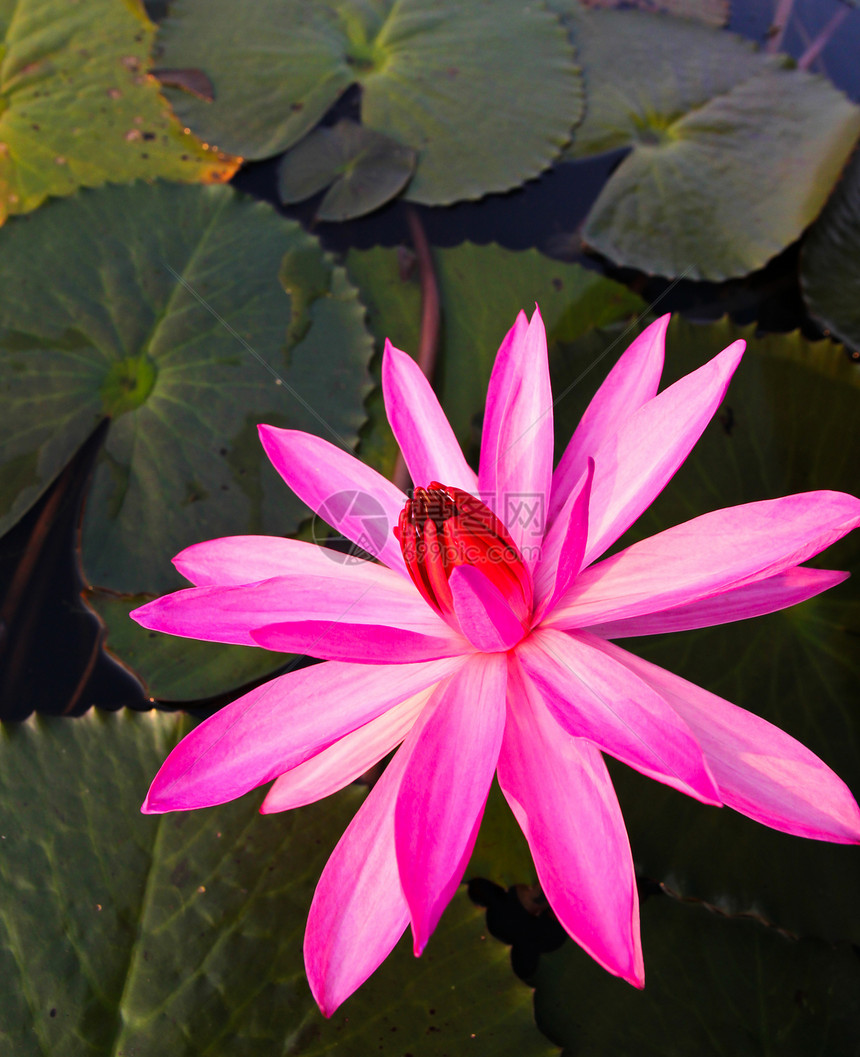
467,780,538,889
347,242,645,447
801,142,860,351
0,708,553,1056
551,6,860,279
552,318,860,944
0,0,237,222
534,894,860,1055
579,0,729,27
157,0,582,204
0,181,374,595
278,119,416,221
87,591,290,702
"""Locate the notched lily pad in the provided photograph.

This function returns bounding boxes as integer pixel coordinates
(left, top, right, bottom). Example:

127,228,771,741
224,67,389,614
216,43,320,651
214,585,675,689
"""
158,0,582,205
0,181,375,595
0,0,237,222
278,119,416,220
551,6,860,279
0,709,554,1057
801,141,860,351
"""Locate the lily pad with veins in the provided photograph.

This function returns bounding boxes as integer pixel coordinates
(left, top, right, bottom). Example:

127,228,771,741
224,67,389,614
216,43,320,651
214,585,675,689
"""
0,181,374,596
550,5,860,279
157,0,582,205
278,119,416,221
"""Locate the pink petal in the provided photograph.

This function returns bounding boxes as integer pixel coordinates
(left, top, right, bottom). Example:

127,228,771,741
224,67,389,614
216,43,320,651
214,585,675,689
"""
499,656,644,986
305,742,412,1016
582,338,745,565
533,458,594,620
586,567,849,639
477,308,553,573
130,564,446,647
448,565,526,652
395,654,507,954
252,620,472,663
587,637,860,843
549,315,667,525
173,535,369,587
261,686,433,812
549,492,860,630
381,339,478,492
142,656,463,812
517,629,720,804
258,425,408,576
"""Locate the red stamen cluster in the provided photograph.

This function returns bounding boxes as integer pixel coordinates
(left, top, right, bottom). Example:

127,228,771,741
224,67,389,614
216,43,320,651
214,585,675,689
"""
396,483,532,622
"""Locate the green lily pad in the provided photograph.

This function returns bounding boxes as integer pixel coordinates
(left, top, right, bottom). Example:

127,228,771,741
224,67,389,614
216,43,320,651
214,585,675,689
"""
551,6,860,279
0,708,553,1056
0,181,374,595
579,0,729,28
347,242,646,448
0,0,237,223
86,591,290,702
467,779,538,888
157,0,582,205
801,142,860,351
278,119,416,221
552,318,860,944
534,894,860,1055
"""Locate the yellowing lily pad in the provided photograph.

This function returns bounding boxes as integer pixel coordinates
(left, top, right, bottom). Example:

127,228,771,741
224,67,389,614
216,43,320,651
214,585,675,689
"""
157,0,582,205
0,181,374,595
801,141,860,351
0,0,238,222
0,708,554,1056
552,6,860,279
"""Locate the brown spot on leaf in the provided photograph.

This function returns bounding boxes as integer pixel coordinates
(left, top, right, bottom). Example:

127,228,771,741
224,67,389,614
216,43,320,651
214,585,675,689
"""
152,67,215,102
125,129,141,141
107,87,122,99
120,55,140,72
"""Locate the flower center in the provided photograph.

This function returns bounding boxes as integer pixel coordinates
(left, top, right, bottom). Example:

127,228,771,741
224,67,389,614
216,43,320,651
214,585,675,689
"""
396,483,533,627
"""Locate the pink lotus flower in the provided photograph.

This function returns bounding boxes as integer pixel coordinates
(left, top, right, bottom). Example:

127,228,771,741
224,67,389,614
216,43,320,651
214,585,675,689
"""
132,308,860,1015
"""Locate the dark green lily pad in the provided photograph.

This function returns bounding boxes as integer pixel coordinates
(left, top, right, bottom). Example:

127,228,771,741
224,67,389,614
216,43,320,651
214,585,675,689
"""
534,894,860,1056
551,318,860,944
801,142,860,351
0,708,553,1056
0,0,237,223
467,780,538,888
347,242,645,447
0,181,374,595
278,119,416,221
552,6,860,279
87,591,290,702
157,0,582,205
